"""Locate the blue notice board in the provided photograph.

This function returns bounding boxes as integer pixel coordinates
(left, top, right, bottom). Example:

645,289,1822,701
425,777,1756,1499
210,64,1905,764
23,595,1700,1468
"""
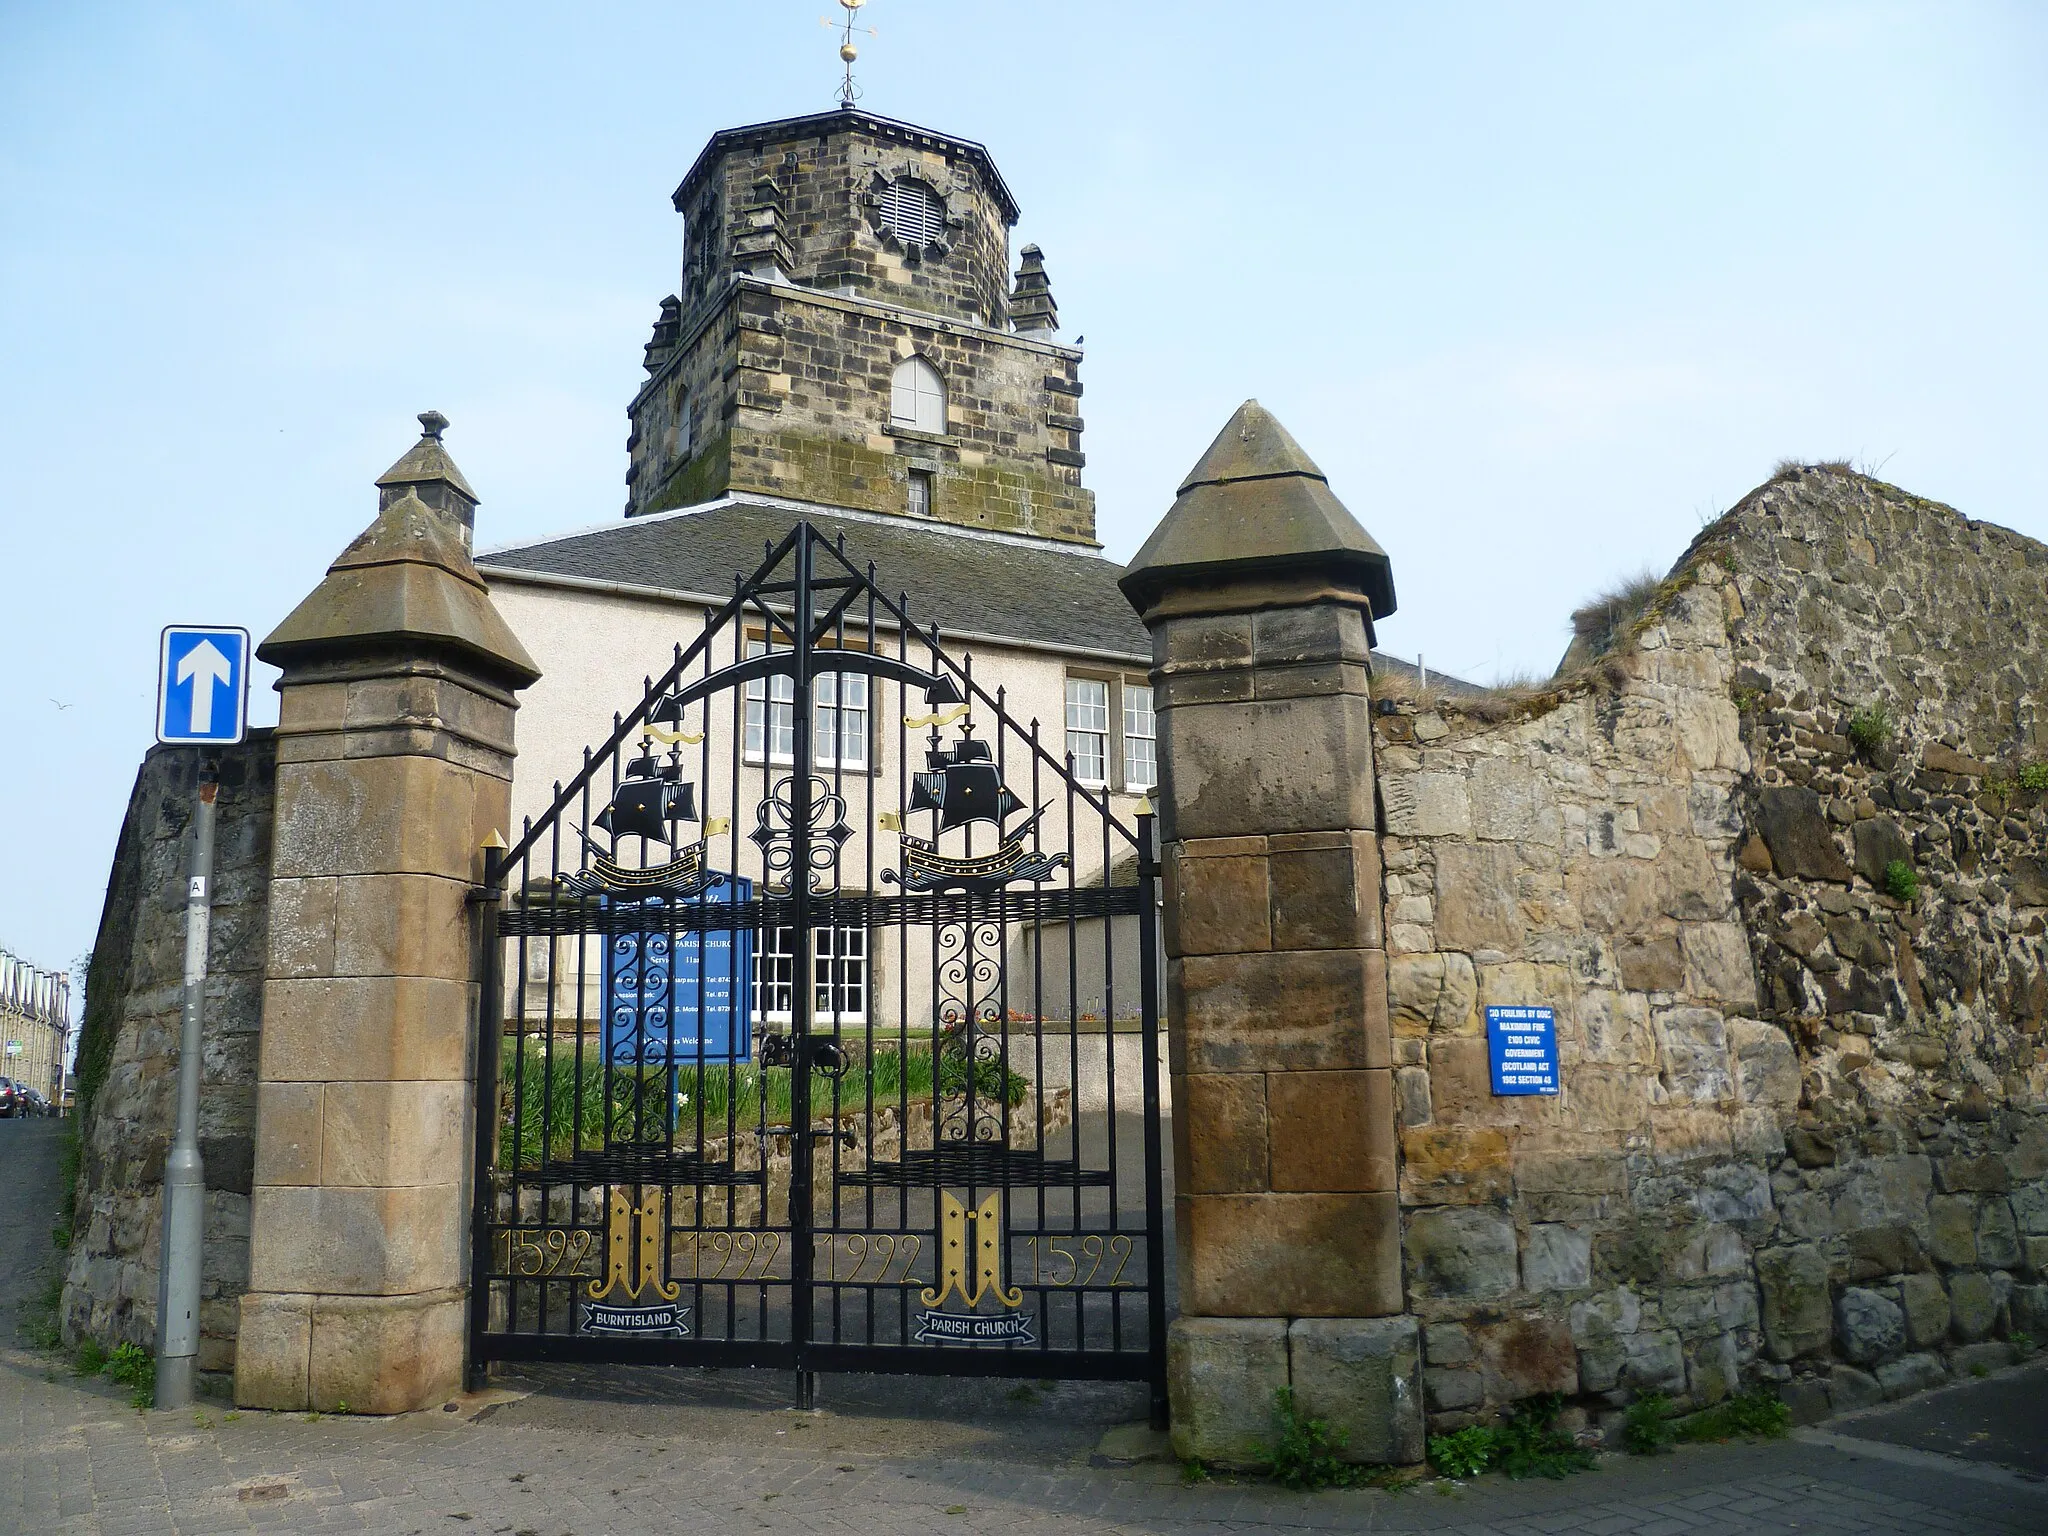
603,877,755,1066
1486,1005,1559,1095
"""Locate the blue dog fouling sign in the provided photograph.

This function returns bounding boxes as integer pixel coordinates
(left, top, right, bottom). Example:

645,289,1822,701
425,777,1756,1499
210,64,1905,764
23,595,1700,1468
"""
1486,1005,1559,1095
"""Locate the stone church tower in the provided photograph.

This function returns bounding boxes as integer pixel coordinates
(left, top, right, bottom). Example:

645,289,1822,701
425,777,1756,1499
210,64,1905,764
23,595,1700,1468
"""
624,109,1093,543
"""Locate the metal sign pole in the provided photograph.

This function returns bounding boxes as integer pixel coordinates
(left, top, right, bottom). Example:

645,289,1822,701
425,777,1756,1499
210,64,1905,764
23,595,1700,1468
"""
155,755,217,1408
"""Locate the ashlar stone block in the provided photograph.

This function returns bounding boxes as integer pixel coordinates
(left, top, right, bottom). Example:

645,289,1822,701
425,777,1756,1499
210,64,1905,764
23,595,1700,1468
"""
1171,950,1387,1073
1178,1191,1402,1317
1268,831,1382,951
233,1292,313,1410
1165,840,1270,958
1157,693,1377,843
1267,1069,1395,1193
1287,1317,1424,1464
319,1080,468,1188
333,872,472,980
271,754,482,881
258,975,471,1083
1175,1074,1268,1194
248,1183,464,1296
252,1082,323,1187
1167,1317,1288,1468
267,877,338,979
308,1288,465,1415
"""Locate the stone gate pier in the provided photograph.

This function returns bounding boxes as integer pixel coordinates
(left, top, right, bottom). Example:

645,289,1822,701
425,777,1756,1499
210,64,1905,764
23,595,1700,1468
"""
233,418,539,1413
1121,402,1422,1465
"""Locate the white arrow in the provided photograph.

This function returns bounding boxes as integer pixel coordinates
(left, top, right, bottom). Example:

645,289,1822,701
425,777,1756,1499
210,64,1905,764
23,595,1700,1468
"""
175,639,233,734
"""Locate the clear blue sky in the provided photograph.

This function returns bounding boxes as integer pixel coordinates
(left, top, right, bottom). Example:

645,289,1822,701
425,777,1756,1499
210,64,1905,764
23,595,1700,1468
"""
3,2,2044,996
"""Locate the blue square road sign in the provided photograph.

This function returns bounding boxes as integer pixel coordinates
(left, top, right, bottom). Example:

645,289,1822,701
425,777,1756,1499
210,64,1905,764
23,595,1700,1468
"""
157,626,252,745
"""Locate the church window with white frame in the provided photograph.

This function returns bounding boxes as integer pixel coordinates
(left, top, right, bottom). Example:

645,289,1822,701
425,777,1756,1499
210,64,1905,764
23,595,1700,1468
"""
890,356,946,434
752,925,868,1025
744,638,869,769
1065,677,1109,786
1123,682,1157,791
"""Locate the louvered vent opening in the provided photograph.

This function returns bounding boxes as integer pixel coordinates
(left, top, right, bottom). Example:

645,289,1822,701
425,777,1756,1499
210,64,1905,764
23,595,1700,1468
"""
877,179,945,246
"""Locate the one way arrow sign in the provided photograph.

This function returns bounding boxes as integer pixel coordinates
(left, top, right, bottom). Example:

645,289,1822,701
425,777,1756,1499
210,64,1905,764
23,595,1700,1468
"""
158,626,251,745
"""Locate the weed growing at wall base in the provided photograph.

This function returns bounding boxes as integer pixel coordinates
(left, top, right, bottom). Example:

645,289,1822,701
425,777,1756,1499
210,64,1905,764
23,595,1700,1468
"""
1268,1387,1354,1489
1622,1393,1676,1454
105,1342,156,1410
1671,1389,1790,1443
1426,1395,1596,1481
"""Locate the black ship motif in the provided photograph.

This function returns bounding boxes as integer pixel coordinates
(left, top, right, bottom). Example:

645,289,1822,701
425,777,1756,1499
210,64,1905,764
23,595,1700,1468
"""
886,708,1070,894
562,703,719,898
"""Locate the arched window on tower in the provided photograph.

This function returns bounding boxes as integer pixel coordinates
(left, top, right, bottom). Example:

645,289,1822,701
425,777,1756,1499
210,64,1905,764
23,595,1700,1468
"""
890,356,946,434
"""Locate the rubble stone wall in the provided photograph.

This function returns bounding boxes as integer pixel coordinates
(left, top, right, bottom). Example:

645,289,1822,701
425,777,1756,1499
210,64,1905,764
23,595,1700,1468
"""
62,737,274,1376
1377,469,2048,1437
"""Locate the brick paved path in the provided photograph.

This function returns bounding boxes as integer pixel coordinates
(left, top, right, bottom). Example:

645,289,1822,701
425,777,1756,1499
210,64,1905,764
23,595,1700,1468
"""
8,1120,2047,1535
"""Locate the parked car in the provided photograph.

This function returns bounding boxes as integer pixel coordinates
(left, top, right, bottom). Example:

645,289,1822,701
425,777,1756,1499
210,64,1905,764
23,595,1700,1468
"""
20,1086,51,1117
0,1077,18,1117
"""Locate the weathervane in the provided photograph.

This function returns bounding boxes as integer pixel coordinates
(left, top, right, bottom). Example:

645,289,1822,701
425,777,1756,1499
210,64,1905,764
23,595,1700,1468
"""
825,0,877,106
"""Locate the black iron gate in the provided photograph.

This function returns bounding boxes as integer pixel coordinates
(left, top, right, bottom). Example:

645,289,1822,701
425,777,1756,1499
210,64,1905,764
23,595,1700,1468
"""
469,523,1166,1416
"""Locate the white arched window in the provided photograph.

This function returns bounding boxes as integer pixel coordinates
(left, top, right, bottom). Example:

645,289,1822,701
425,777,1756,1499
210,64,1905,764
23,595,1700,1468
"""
890,356,946,434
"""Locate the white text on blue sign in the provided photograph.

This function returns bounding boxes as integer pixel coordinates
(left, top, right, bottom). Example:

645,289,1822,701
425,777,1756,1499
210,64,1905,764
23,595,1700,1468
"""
1485,1005,1559,1096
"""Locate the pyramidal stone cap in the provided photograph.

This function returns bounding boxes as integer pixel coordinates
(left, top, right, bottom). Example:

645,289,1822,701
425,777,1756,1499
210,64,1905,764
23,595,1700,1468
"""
374,409,479,532
1119,400,1396,624
261,417,540,687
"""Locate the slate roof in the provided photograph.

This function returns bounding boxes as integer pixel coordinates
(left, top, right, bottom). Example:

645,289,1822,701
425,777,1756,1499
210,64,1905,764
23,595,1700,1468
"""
476,498,1153,658
476,495,1468,686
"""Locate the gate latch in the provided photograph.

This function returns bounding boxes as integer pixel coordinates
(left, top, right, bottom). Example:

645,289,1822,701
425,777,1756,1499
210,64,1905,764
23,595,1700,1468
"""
758,1034,847,1078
